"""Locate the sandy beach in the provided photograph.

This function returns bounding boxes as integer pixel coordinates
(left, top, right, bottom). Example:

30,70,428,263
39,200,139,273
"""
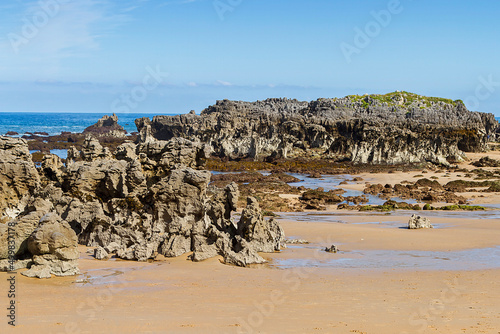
2,209,499,333
2,149,500,334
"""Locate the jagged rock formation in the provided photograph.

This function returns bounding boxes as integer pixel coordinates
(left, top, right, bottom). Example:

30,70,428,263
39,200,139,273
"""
0,133,285,277
0,137,40,221
136,92,499,165
408,214,433,229
83,114,127,138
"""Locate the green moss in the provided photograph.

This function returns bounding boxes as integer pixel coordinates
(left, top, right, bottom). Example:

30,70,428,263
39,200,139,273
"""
348,91,462,109
423,203,484,211
359,204,394,212
440,205,485,211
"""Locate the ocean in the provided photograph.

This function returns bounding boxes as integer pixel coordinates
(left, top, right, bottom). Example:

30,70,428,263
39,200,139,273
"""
0,113,499,137
0,112,177,136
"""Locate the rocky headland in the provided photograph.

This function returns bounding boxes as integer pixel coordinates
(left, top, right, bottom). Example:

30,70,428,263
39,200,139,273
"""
136,92,499,166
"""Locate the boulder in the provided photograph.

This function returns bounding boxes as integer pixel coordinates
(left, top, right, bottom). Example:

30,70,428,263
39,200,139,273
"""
115,142,138,162
22,213,79,278
408,214,433,229
94,247,109,260
325,245,339,253
0,198,53,259
238,197,285,252
41,154,64,184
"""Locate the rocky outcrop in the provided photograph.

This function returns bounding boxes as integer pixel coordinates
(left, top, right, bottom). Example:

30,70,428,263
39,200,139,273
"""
472,156,500,167
191,192,284,266
83,114,126,138
0,137,40,220
64,136,282,265
135,92,499,165
80,135,113,162
408,214,433,229
238,197,285,253
0,132,285,277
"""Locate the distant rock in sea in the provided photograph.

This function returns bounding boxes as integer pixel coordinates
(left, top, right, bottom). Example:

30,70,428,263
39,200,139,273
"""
83,113,127,138
135,92,499,166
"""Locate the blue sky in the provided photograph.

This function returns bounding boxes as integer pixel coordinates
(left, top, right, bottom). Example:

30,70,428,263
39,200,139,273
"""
0,0,499,115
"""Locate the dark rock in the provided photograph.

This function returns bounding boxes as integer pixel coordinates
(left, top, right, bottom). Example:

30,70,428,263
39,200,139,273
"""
83,114,127,138
472,156,500,167
325,245,339,253
135,93,499,165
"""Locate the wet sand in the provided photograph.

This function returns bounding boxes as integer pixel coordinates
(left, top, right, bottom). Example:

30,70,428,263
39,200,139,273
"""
1,213,499,334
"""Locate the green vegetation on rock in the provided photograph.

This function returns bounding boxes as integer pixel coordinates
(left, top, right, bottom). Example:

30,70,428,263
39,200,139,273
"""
346,91,463,110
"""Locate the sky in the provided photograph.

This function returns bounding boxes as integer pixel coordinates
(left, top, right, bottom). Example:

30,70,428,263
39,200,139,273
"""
0,0,499,115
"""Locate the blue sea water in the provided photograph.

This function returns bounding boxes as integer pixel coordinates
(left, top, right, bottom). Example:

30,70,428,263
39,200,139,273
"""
0,112,178,136
0,113,498,138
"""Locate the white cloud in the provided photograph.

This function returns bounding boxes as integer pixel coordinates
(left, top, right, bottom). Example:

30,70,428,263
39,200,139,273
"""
215,80,233,86
0,0,132,78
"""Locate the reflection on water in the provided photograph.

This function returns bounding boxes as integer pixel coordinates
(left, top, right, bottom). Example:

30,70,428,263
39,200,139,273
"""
211,171,418,206
278,209,500,222
287,173,418,205
272,246,500,271
75,268,126,286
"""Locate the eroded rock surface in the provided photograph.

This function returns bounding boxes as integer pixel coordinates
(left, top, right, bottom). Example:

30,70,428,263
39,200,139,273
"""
23,213,79,278
0,137,40,220
0,133,285,277
136,93,498,165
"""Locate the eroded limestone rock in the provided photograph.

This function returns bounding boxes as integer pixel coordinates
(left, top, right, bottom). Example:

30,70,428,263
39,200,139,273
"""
0,137,40,219
408,214,433,229
22,213,79,278
0,135,286,277
135,95,498,165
